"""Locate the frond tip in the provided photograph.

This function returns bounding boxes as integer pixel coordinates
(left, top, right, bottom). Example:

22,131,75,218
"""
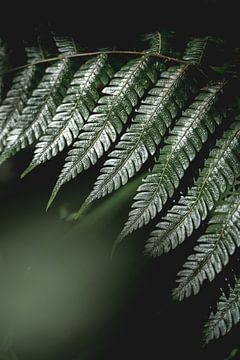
204,277,240,343
173,194,240,301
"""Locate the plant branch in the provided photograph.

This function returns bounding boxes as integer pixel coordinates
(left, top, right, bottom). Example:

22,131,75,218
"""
2,50,189,75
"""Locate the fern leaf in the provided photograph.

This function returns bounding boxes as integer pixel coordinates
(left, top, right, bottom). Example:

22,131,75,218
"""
143,31,176,55
53,35,80,55
182,37,210,64
118,81,229,239
204,276,240,343
48,56,156,208
146,119,240,257
82,64,204,212
0,48,44,152
173,194,240,301
0,59,74,165
22,54,113,177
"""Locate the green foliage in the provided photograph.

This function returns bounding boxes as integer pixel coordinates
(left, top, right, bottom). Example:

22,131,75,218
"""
119,81,229,239
204,275,240,343
173,194,240,300
147,119,240,256
22,54,113,178
0,31,239,345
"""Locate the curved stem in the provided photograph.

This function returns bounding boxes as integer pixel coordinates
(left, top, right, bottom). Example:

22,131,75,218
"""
2,50,189,75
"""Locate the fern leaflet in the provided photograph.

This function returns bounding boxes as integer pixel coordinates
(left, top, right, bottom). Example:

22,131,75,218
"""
173,194,240,301
0,47,44,151
204,276,240,343
183,37,210,64
82,64,204,210
119,81,229,240
146,119,240,257
47,56,156,208
0,59,74,165
22,54,113,177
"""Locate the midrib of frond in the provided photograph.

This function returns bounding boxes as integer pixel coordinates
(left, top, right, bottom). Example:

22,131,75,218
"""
155,32,162,54
198,37,209,65
151,126,240,251
127,81,227,226
86,63,190,204
59,56,150,178
175,198,240,296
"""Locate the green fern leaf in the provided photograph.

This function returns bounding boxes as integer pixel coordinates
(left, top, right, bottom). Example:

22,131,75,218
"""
48,56,156,208
204,276,240,343
82,64,204,210
22,54,113,177
53,35,80,55
0,47,44,151
143,31,176,55
0,36,82,164
173,194,240,301
182,37,210,64
146,119,240,257
118,81,229,239
0,59,75,165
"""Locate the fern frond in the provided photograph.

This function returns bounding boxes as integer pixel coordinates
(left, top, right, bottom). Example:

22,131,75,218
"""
0,58,75,165
0,36,82,163
146,118,240,257
82,63,204,211
22,54,113,177
143,31,176,55
173,194,240,301
182,37,210,64
119,81,229,239
204,276,240,343
25,45,46,63
48,56,156,208
53,35,80,55
0,48,43,151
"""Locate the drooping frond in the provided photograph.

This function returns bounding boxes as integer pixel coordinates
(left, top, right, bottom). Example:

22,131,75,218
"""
0,37,82,164
22,54,113,177
0,47,43,152
119,81,229,239
48,56,156,208
0,30,239,347
0,59,74,165
173,194,240,301
82,63,204,211
146,118,240,257
80,36,215,211
204,276,240,343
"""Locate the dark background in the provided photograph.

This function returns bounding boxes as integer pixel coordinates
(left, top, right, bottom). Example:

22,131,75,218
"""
1,1,240,359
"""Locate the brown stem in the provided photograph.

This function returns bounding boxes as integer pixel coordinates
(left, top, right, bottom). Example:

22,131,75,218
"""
2,50,189,75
